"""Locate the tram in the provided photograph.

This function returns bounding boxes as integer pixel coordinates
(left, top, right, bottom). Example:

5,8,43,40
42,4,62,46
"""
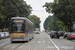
10,17,34,43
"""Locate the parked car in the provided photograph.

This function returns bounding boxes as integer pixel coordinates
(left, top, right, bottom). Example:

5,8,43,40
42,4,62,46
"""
50,31,60,39
4,32,10,38
50,31,55,36
50,32,52,36
34,31,40,34
0,34,1,39
0,32,6,39
67,32,75,40
47,32,51,35
58,31,65,36
63,32,70,38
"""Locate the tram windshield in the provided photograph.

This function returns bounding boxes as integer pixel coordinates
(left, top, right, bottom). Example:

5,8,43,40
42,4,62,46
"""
12,19,25,33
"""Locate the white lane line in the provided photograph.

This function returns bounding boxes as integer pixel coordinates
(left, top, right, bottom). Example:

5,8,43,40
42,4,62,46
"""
46,34,60,50
33,41,46,43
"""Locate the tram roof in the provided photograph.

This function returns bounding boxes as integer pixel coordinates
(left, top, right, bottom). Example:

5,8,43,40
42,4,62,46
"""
11,17,33,24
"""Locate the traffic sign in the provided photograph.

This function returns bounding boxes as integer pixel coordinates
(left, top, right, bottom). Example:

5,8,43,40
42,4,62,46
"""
73,24,75,28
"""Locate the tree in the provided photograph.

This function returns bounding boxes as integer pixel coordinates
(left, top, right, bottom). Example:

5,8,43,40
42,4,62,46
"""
0,0,6,31
29,15,41,30
14,0,32,17
44,15,53,30
43,0,75,32
0,0,32,30
2,0,18,28
44,15,66,31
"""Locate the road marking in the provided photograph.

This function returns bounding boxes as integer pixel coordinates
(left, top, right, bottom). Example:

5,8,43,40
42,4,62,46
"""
33,41,46,43
12,46,17,49
46,34,60,50
37,41,41,43
4,45,10,49
18,45,24,48
46,46,55,48
42,41,45,43
60,37,63,39
0,41,10,46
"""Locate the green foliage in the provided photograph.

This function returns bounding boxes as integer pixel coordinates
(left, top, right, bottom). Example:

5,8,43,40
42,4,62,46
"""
0,0,6,29
29,15,41,29
0,0,32,30
43,0,75,31
44,15,53,30
14,0,32,17
44,15,66,31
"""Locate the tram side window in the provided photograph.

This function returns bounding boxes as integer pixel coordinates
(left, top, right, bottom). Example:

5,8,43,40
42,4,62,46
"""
21,23,25,32
29,24,31,33
31,26,32,33
26,23,28,33
30,25,31,33
30,25,31,34
29,24,30,33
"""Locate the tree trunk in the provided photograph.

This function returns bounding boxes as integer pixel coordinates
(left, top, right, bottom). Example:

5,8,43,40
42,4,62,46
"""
2,28,4,32
69,22,73,32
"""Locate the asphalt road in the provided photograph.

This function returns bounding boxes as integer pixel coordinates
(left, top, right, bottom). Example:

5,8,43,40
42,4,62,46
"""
0,32,57,50
0,38,10,45
48,34,75,50
0,32,75,50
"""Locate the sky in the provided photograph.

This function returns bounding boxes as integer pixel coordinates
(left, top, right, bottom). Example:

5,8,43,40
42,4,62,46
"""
24,0,54,31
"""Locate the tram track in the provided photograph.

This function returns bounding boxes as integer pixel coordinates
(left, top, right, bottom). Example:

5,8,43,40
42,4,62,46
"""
13,42,25,50
2,34,38,50
29,35,40,50
0,34,40,50
15,34,40,50
0,33,58,50
2,42,24,50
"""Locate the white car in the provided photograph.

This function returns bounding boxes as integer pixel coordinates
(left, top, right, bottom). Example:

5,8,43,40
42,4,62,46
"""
0,32,6,39
4,32,10,38
34,31,40,34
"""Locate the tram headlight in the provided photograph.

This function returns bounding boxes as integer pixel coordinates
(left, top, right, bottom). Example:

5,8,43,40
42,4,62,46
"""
24,34,26,36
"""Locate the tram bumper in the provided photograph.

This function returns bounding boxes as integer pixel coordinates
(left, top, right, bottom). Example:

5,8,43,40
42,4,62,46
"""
10,37,27,41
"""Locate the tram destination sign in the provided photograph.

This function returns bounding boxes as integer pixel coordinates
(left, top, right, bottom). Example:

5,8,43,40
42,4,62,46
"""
13,20,23,22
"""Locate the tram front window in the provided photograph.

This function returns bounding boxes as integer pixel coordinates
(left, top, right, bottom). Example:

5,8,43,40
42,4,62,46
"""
12,23,25,33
